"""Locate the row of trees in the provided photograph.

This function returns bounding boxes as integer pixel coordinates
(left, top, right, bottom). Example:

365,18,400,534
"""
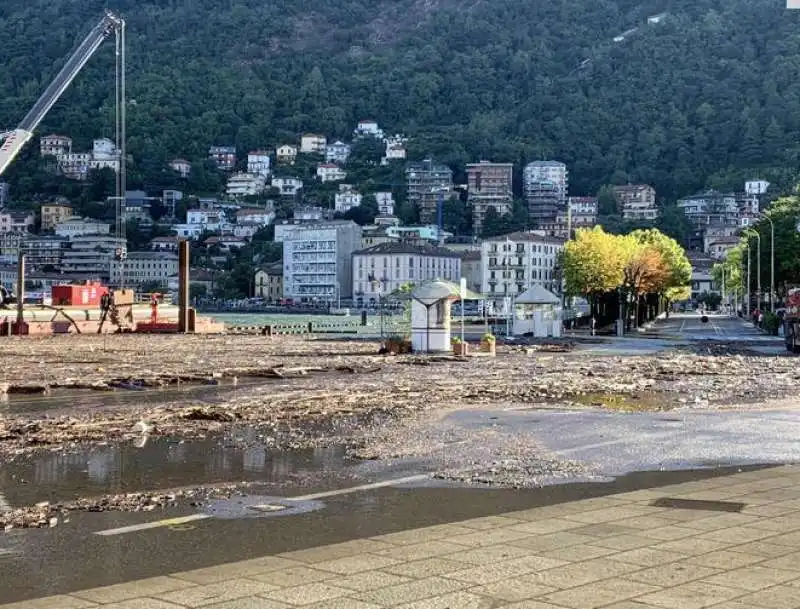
562,227,691,328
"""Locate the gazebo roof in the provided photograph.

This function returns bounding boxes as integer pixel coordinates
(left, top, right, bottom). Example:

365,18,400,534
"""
516,284,560,305
389,279,483,304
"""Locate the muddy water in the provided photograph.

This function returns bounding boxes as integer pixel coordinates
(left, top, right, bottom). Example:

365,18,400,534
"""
0,432,357,509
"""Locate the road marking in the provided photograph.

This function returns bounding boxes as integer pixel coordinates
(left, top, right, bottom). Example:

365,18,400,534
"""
94,514,211,536
286,475,430,502
679,319,686,333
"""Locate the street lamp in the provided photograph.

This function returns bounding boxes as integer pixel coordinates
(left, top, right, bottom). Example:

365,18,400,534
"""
746,229,761,310
759,212,775,312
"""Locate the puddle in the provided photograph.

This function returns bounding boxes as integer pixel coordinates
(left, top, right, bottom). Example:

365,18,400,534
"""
0,430,357,509
570,391,674,411
1,378,267,416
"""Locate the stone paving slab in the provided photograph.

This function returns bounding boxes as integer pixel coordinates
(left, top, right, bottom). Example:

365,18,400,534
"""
4,466,800,609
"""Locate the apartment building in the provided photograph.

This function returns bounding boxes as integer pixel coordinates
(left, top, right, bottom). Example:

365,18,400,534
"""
466,161,513,236
61,235,127,279
375,192,395,217
40,135,72,157
247,151,271,176
22,235,68,268
41,204,74,231
326,141,351,164
271,177,303,196
405,159,453,224
209,146,236,171
55,217,111,239
615,184,658,221
523,161,568,223
226,172,267,197
276,145,298,165
110,251,179,288
460,250,482,294
300,134,327,155
316,164,346,183
169,158,191,178
276,220,362,303
0,210,34,234
351,242,461,305
57,138,120,179
334,185,362,213
480,231,565,308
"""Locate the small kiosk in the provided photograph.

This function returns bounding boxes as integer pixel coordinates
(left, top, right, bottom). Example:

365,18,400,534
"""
410,279,482,353
513,285,562,338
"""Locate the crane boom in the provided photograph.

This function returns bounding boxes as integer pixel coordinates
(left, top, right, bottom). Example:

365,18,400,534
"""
0,11,124,176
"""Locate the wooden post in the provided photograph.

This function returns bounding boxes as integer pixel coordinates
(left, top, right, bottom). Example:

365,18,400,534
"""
15,251,24,326
178,240,190,333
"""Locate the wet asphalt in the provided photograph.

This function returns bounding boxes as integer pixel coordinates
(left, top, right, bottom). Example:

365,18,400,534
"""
0,313,797,602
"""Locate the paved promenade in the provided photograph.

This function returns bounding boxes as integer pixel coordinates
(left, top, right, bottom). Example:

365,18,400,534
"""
5,465,800,609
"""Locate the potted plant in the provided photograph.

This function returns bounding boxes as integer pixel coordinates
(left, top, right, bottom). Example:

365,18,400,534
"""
480,332,496,355
451,336,469,356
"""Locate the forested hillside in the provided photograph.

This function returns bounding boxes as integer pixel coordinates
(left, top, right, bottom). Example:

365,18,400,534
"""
0,0,799,199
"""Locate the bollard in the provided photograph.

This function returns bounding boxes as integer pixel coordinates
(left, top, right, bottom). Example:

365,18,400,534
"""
361,310,367,326
307,321,313,334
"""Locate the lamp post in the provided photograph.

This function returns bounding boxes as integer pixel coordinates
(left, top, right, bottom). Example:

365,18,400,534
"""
760,212,775,312
368,274,383,341
745,242,751,317
746,229,761,310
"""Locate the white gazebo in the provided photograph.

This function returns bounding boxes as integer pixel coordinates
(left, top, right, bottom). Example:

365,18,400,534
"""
408,279,482,353
513,285,562,337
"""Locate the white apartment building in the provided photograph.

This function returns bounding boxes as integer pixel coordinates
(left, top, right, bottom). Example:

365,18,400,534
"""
480,232,565,308
615,184,658,221
523,161,568,204
745,180,769,195
40,135,72,157
375,192,395,217
300,134,327,155
57,138,120,180
352,243,461,305
271,177,303,196
354,120,384,139
110,251,179,288
169,158,191,178
326,141,351,164
61,235,127,279
316,163,346,183
55,217,111,239
277,221,362,303
335,185,362,213
0,211,34,234
383,135,407,163
276,145,298,164
162,189,183,219
293,206,326,222
186,208,227,232
236,207,275,227
247,151,271,176
226,172,267,197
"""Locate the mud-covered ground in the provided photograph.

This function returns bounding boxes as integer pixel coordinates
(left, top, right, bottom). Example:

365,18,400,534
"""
0,334,797,529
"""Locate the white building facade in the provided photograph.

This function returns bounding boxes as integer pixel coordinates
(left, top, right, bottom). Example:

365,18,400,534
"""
277,221,362,303
55,217,111,239
326,141,351,164
110,251,179,288
316,164,346,183
375,192,395,217
271,177,303,196
334,186,362,213
480,232,565,309
300,134,327,155
352,243,461,305
226,172,267,197
247,151,271,176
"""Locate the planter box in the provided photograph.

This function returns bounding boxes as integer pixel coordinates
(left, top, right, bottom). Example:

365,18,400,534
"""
452,342,469,356
480,339,496,356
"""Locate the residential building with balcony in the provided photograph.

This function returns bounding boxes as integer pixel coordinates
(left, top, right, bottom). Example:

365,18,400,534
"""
40,135,72,157
110,251,179,288
326,141,351,164
480,231,565,308
209,146,236,171
405,159,453,224
293,206,327,223
0,210,34,234
375,192,395,217
55,217,111,239
277,220,362,303
61,234,127,279
334,185,362,213
523,161,568,222
247,151,271,176
300,134,327,155
466,161,513,235
22,235,68,268
271,177,303,196
354,120,384,139
316,163,346,183
169,158,191,178
236,206,275,228
226,172,267,198
41,203,74,231
383,135,407,164
162,190,183,219
276,145,298,165
57,138,120,179
615,184,658,221
150,236,182,252
351,242,461,306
